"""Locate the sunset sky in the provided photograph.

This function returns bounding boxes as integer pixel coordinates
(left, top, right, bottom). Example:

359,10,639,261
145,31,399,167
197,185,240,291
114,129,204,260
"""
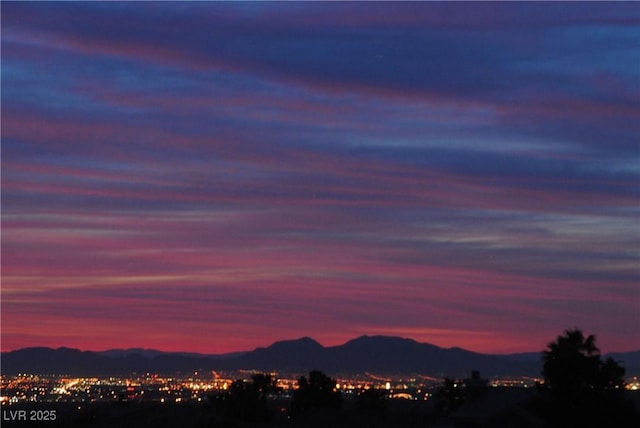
2,2,639,355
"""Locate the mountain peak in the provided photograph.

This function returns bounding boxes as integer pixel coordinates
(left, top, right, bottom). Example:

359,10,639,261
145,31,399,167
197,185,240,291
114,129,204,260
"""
342,335,422,348
352,335,418,343
263,336,323,351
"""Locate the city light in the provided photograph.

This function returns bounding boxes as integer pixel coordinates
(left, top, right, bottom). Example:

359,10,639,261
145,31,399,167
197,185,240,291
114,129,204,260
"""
4,371,635,409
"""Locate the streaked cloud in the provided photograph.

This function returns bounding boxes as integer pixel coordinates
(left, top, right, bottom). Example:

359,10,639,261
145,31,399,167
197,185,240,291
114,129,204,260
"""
2,2,638,354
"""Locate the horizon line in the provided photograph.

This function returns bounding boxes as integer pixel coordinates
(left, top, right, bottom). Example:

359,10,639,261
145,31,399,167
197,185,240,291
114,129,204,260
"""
2,334,637,356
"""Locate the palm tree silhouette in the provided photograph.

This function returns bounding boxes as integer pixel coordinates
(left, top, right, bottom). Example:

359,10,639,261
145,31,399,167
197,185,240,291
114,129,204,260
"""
539,328,632,428
542,328,601,392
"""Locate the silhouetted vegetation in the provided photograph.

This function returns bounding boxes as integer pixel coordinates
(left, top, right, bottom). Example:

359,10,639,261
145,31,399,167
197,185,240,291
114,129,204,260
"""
537,328,636,428
290,370,342,417
212,373,275,422
434,377,465,415
357,386,387,412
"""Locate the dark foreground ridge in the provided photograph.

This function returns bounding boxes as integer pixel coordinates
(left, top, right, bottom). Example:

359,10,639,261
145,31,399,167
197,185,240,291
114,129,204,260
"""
2,335,639,377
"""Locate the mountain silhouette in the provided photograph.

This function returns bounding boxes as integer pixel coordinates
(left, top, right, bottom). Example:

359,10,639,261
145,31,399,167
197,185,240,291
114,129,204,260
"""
321,336,538,376
2,336,638,378
234,337,325,371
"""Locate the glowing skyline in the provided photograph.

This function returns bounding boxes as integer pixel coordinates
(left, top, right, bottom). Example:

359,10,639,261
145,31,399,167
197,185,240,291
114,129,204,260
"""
2,2,639,354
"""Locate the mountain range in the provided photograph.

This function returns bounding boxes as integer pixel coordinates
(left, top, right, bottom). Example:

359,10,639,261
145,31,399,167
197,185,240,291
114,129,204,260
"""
2,335,639,378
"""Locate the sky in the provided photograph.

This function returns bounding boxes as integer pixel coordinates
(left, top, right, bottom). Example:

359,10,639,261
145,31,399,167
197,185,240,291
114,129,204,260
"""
1,2,639,355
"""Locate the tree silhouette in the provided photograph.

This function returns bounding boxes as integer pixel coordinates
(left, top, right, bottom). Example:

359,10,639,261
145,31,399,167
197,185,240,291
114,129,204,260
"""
538,328,635,428
542,328,602,392
290,370,342,416
214,373,275,422
434,377,465,415
250,373,274,401
358,386,387,412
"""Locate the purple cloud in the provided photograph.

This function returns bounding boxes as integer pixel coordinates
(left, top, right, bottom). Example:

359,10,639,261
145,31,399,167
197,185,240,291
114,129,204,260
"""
2,2,638,354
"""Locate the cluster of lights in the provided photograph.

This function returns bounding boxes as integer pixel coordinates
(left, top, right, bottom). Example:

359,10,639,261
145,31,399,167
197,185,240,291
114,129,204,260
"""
4,372,633,406
489,377,540,388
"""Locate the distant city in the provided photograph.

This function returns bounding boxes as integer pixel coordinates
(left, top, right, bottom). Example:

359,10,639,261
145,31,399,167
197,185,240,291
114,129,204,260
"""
1,370,547,406
1,370,638,427
2,334,640,427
